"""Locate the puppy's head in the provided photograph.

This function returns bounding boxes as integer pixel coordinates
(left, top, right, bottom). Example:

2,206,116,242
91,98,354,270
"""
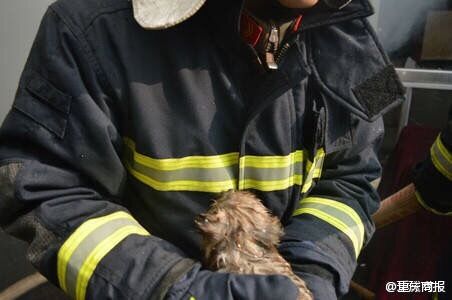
195,190,283,268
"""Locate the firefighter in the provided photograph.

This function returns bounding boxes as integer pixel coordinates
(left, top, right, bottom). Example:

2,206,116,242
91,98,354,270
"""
413,106,452,300
413,106,452,216
414,107,452,300
0,0,405,299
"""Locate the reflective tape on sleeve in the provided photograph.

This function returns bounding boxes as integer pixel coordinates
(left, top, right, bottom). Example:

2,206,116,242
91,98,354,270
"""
293,197,365,258
57,211,150,300
430,135,452,181
415,191,452,216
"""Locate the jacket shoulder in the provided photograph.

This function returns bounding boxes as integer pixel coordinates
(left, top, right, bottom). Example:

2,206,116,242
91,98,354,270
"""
49,0,131,32
307,18,405,122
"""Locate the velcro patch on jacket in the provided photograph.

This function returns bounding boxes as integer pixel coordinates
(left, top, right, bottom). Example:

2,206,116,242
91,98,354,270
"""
26,74,72,115
308,18,406,121
13,72,73,139
352,66,405,120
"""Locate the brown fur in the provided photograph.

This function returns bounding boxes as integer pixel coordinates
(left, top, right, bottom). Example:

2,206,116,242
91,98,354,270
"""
196,190,313,300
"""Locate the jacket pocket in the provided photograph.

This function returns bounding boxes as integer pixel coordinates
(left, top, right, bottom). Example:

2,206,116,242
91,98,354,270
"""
13,72,72,139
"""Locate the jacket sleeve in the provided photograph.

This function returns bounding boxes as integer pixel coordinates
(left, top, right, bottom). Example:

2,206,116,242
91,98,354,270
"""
0,8,197,300
280,115,384,299
413,106,452,215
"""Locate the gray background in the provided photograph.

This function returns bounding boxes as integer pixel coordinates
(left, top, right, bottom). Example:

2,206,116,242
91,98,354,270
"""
0,0,54,123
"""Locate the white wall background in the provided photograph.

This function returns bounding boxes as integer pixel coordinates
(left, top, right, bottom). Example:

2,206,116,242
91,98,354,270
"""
368,0,381,29
0,0,54,123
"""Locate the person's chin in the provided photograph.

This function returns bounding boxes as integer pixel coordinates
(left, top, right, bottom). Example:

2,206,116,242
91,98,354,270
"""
277,0,319,8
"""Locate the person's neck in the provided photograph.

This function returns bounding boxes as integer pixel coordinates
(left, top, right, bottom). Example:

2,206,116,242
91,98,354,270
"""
241,0,304,70
243,0,303,24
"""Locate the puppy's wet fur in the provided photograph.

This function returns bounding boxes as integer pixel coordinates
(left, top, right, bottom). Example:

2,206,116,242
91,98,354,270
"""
196,190,313,300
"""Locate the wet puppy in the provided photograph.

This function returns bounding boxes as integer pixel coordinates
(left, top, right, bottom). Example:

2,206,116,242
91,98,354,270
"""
196,190,313,300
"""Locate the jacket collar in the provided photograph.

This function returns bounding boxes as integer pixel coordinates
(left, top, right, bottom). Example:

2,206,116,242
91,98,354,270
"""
301,0,374,30
200,0,374,54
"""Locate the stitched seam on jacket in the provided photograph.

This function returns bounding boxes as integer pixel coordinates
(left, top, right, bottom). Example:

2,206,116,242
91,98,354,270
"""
48,6,117,106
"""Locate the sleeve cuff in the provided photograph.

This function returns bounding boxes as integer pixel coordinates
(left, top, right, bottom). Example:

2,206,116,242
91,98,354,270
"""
430,135,452,181
415,191,452,216
298,272,337,300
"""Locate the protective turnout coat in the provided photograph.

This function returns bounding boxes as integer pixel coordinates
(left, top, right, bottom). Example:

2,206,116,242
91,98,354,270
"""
0,0,405,299
414,107,452,215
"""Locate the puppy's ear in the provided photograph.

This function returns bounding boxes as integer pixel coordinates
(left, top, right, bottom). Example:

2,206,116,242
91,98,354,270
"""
254,215,284,247
196,207,230,240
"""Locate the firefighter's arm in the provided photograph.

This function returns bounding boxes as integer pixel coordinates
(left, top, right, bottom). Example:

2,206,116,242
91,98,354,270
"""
279,116,384,299
0,7,194,299
0,7,300,300
413,106,452,215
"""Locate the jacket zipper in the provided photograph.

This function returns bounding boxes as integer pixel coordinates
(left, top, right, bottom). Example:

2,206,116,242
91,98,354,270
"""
275,42,291,65
264,21,300,70
264,22,279,70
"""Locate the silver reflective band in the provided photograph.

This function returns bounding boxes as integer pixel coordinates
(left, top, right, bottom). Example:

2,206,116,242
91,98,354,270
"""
124,137,306,192
57,212,150,300
430,135,452,181
293,197,365,258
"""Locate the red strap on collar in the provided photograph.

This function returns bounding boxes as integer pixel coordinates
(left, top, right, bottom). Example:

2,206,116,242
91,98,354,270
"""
240,13,263,47
292,15,303,32
240,13,303,47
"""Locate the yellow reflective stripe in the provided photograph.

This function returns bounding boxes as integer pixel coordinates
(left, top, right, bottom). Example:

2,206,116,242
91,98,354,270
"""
415,191,452,216
240,175,303,191
293,197,365,258
301,148,325,193
124,137,306,192
239,151,304,168
125,137,304,170
124,137,239,170
430,136,452,181
58,212,149,300
302,197,365,246
313,148,325,179
305,159,313,174
125,160,237,192
293,207,361,258
75,225,149,300
431,155,452,180
57,211,136,292
313,168,322,178
436,135,452,162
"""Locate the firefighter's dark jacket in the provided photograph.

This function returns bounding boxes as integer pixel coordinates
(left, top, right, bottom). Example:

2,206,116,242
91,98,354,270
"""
413,107,452,215
0,0,405,299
